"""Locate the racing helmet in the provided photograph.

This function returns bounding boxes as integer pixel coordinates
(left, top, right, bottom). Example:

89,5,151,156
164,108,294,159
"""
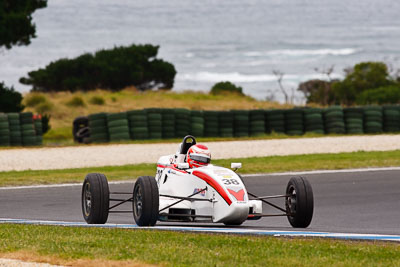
187,144,211,168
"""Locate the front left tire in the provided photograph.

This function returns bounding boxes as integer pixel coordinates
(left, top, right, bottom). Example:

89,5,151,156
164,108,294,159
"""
81,173,109,224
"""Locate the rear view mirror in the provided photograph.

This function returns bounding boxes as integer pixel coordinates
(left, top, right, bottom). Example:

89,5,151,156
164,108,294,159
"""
231,163,242,170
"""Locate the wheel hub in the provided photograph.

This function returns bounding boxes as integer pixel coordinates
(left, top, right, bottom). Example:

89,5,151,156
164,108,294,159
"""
286,186,297,215
83,183,92,216
134,186,143,217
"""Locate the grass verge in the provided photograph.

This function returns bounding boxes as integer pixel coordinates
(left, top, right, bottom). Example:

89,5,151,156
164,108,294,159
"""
0,224,399,266
22,89,289,144
1,150,400,187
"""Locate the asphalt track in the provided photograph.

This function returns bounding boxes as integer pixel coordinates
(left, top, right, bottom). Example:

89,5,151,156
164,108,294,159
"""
1,169,399,238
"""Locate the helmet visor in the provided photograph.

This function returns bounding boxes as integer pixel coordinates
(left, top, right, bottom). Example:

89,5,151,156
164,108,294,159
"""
190,154,211,164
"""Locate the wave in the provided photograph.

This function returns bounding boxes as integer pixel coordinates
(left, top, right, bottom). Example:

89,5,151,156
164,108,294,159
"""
178,72,277,83
177,72,343,83
244,48,360,57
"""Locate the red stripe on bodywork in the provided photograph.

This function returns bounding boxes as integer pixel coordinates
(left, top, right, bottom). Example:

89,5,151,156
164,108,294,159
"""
157,164,187,174
227,189,245,201
192,170,232,205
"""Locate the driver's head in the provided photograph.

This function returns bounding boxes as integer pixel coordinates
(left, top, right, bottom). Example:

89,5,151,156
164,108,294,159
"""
187,144,211,168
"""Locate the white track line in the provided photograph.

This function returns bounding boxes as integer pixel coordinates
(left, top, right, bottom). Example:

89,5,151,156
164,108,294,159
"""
0,180,135,190
1,167,400,190
1,218,399,242
244,166,400,177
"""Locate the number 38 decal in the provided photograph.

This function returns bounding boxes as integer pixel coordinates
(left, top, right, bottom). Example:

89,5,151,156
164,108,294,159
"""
222,179,240,185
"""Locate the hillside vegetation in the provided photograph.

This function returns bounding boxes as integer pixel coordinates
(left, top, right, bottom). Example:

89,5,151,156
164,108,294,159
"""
22,88,289,143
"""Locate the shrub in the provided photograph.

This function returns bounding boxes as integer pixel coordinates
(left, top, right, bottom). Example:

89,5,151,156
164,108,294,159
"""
41,114,51,134
66,96,86,107
89,96,105,105
24,93,47,107
210,81,244,96
35,101,53,113
0,82,24,112
356,85,400,105
20,44,177,92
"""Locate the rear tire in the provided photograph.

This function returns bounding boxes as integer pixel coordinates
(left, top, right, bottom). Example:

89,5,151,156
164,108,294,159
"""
81,173,109,224
285,176,313,228
223,220,244,226
132,176,159,226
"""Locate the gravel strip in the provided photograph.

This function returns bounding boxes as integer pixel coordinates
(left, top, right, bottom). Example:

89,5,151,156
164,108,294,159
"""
0,135,399,172
0,259,61,267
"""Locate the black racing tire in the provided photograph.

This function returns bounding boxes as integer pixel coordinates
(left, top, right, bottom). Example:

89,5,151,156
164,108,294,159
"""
132,176,159,226
285,176,314,228
81,173,110,224
223,220,244,226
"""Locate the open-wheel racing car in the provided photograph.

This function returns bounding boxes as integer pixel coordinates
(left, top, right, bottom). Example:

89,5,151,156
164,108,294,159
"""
81,135,314,227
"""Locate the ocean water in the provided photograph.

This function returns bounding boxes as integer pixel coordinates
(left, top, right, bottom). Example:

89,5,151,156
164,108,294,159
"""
1,0,400,102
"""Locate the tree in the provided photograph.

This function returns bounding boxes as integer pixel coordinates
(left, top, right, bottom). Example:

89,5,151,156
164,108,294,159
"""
20,44,177,92
272,70,289,104
0,0,47,49
332,62,393,105
298,79,336,105
356,85,400,105
210,81,244,96
0,82,24,112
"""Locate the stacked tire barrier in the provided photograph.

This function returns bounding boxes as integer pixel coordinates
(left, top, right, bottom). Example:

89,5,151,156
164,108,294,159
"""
190,110,204,137
0,114,10,146
7,113,22,146
284,109,304,135
304,108,324,134
0,112,44,147
233,110,249,137
34,116,43,145
249,110,265,136
20,112,37,146
383,106,400,132
323,106,345,134
344,107,364,134
82,105,400,143
218,111,234,137
88,113,109,143
128,110,149,140
146,108,162,139
363,106,383,134
265,109,285,134
175,108,191,137
107,112,130,142
161,109,175,139
204,111,219,137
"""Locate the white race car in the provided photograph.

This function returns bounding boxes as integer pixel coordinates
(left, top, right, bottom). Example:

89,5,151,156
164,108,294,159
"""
81,135,314,227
